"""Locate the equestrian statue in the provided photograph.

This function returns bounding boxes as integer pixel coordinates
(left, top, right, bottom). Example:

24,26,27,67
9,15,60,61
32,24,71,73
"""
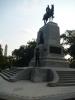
43,4,54,24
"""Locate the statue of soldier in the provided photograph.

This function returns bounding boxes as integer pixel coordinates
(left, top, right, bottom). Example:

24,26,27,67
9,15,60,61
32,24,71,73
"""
43,4,54,24
46,5,51,15
35,47,40,67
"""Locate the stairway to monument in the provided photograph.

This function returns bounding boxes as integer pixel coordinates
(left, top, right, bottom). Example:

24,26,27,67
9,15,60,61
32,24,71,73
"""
47,69,75,87
56,71,75,86
0,68,24,82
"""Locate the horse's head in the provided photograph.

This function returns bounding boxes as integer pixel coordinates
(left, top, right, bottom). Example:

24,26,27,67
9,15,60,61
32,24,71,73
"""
43,13,48,20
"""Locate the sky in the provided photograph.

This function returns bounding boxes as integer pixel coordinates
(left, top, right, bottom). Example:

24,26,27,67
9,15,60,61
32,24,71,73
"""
0,0,75,55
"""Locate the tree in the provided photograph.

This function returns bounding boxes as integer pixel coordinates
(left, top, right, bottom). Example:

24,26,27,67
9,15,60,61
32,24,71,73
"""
68,44,75,59
60,30,75,68
60,31,75,45
0,44,3,56
0,44,3,69
0,44,8,70
12,40,36,67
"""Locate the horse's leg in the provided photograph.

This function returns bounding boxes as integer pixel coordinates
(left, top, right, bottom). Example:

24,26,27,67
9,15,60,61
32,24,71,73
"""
49,17,50,22
46,18,48,23
44,20,45,24
43,19,44,24
44,20,46,24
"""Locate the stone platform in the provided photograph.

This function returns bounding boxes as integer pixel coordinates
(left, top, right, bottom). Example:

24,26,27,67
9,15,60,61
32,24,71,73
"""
1,67,75,86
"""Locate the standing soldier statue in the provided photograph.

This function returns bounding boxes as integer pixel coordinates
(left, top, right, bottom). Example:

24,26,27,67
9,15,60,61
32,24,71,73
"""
35,47,40,67
46,5,51,14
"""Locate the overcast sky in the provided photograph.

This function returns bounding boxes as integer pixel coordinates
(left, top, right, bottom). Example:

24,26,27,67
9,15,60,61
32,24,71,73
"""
0,0,75,55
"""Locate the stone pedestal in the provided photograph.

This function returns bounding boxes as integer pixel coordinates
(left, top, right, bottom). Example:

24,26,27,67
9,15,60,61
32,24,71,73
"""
30,22,69,67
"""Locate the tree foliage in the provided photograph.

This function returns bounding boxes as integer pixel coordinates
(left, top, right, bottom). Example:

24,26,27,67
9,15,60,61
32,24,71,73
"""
12,40,36,67
0,44,3,56
68,44,75,59
60,31,75,68
0,45,8,70
60,31,75,45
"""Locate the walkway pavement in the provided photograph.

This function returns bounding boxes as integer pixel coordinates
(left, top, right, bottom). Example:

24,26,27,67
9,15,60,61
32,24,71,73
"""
0,76,75,100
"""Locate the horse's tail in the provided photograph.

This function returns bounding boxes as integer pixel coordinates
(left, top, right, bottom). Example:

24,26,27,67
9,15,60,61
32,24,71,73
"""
43,16,44,20
43,14,46,20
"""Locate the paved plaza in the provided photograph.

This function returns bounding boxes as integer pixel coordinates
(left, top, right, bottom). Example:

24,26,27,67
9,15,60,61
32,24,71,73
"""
0,76,75,100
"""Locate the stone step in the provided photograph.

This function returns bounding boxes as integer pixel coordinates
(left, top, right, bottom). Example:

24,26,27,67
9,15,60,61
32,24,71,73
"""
2,70,16,76
57,73,75,76
47,71,75,87
58,73,75,75
59,79,75,83
2,68,23,75
47,82,75,87
0,73,16,82
0,73,9,79
1,71,12,78
57,71,75,73
57,82,75,86
57,71,75,78
59,78,75,81
7,70,16,75
47,81,75,87
56,71,75,86
59,76,75,79
7,70,19,74
59,76,75,78
59,73,75,75
57,72,75,75
0,68,24,82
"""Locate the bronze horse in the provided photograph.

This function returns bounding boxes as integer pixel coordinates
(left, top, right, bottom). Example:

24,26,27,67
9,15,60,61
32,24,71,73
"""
43,5,54,24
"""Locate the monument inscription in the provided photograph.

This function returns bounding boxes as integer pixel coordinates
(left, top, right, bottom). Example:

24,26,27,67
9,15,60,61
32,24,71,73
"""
50,46,61,54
